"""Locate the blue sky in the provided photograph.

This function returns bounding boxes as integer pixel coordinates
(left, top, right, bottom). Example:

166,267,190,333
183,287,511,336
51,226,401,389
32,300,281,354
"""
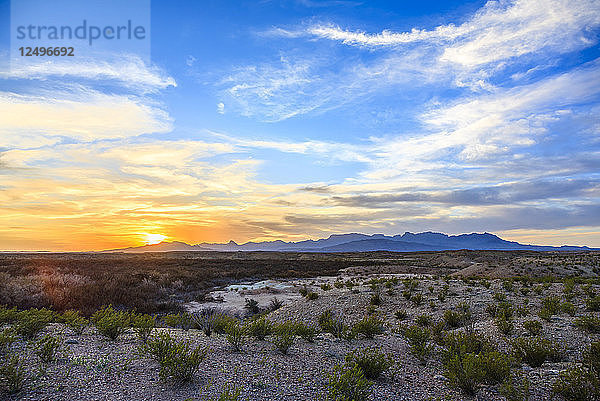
0,0,599,250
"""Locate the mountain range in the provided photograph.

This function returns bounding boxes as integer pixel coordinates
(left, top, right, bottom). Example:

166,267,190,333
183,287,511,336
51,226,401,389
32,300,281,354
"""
102,232,598,253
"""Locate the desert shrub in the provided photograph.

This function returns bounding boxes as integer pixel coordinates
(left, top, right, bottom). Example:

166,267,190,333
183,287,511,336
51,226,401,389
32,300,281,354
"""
132,313,155,343
294,322,318,343
0,354,27,394
497,301,514,320
395,310,408,321
352,316,384,339
403,290,412,300
325,363,372,401
0,306,19,325
272,323,294,354
496,316,514,335
403,325,431,361
0,328,16,354
583,284,596,298
561,301,577,316
444,352,485,394
442,331,492,363
91,305,131,340
443,310,463,328
486,304,498,318
142,332,208,384
244,298,260,314
35,334,62,363
306,292,319,300
191,308,224,336
162,313,184,328
430,320,446,346
512,337,560,368
493,292,507,302
584,341,600,376
503,280,515,292
299,287,308,297
334,281,344,289
552,366,600,401
370,293,382,306
345,348,392,380
523,320,543,335
224,320,245,352
575,315,600,333
318,310,350,339
60,310,88,335
479,351,513,384
586,296,600,312
14,308,55,339
213,384,242,401
411,293,423,306
269,297,284,311
213,314,237,335
245,317,273,341
500,373,530,401
540,296,561,320
415,314,432,327
321,283,332,291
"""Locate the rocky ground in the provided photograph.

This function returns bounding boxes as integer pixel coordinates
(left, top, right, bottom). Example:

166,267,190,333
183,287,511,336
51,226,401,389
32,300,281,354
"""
2,273,599,401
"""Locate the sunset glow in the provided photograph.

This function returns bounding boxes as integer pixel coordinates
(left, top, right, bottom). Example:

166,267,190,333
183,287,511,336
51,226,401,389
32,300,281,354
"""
143,234,168,246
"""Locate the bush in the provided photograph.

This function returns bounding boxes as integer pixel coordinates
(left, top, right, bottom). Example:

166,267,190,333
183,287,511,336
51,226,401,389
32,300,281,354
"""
370,293,381,306
191,308,224,337
272,323,294,354
60,310,88,335
561,301,577,316
403,325,431,361
0,328,16,354
352,316,384,339
584,341,600,377
0,306,19,325
512,337,560,368
552,366,600,401
444,352,485,394
496,316,514,335
142,332,208,384
244,298,260,314
325,363,372,401
415,314,432,327
395,310,408,321
540,296,561,320
321,283,332,291
411,293,423,306
299,287,308,297
523,320,543,335
213,384,242,401
587,296,600,312
35,334,62,363
14,308,55,339
245,317,273,341
306,292,319,300
500,373,530,401
224,320,245,352
443,310,463,328
213,314,237,335
269,297,284,311
344,348,392,380
294,322,318,343
132,313,155,342
0,354,27,394
91,305,131,340
318,310,350,340
575,315,600,333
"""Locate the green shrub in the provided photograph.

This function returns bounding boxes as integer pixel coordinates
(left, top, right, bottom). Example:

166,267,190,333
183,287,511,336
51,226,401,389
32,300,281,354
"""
403,325,431,361
191,308,224,336
306,292,319,300
299,287,308,297
213,384,242,401
523,320,543,335
272,323,294,354
0,328,16,354
575,315,600,333
493,292,507,302
540,296,561,320
497,301,514,320
14,308,55,339
442,331,492,363
479,351,512,384
486,304,498,318
512,337,560,368
587,296,600,312
352,316,384,339
430,320,446,346
35,334,62,363
244,298,260,314
411,293,423,306
142,332,208,384
394,310,408,320
91,305,131,340
443,310,463,328
60,310,88,335
325,363,372,401
499,373,530,401
561,302,577,316
496,316,514,335
245,317,273,341
318,310,350,339
294,322,318,343
213,314,237,335
132,313,155,342
370,293,382,306
584,341,600,377
224,320,245,352
444,352,485,394
334,281,344,289
269,297,284,311
0,354,27,394
321,283,332,291
0,306,19,325
344,348,392,380
552,366,600,401
415,314,432,327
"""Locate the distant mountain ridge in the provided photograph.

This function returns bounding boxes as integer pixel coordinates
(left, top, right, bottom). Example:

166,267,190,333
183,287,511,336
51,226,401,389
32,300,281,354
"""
102,232,598,253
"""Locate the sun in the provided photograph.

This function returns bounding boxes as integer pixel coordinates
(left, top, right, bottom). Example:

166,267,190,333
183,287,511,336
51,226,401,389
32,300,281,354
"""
143,233,167,245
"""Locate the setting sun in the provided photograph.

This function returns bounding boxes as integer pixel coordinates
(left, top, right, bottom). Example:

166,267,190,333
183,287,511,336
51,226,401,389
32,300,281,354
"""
143,233,167,245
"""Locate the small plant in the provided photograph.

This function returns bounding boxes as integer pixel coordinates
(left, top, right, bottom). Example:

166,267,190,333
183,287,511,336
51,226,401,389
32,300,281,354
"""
191,308,223,336
306,292,319,300
403,325,431,362
345,348,392,380
299,287,308,297
35,334,63,363
443,310,462,328
496,316,514,335
272,323,294,354
411,293,423,306
132,313,155,343
575,315,600,333
334,281,344,289
142,332,208,384
245,317,273,341
294,322,318,343
14,308,55,339
0,354,27,394
0,328,16,354
0,306,19,325
321,283,332,291
512,337,560,368
318,310,350,339
61,310,88,335
539,296,561,321
561,301,576,316
395,310,408,321
213,384,242,401
213,313,237,335
523,319,543,335
370,293,382,306
224,320,245,352
552,365,600,401
586,296,600,312
415,314,432,327
269,297,284,311
493,292,507,302
499,372,530,401
244,298,260,314
352,316,384,339
91,305,131,340
325,363,372,401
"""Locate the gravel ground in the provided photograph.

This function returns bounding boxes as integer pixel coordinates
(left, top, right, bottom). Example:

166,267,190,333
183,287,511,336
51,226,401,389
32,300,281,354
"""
2,275,599,400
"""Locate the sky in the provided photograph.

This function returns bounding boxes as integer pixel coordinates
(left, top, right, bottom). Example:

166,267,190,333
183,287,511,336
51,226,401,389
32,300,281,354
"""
0,0,599,251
